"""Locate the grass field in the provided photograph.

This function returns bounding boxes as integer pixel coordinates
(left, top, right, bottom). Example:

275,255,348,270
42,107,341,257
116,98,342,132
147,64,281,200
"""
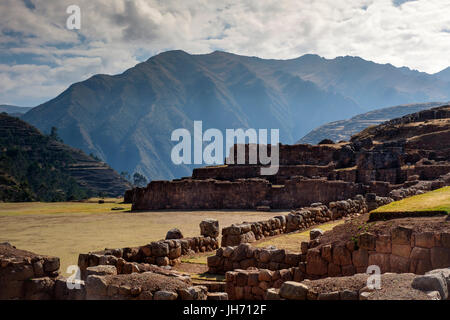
370,187,450,220
0,200,282,276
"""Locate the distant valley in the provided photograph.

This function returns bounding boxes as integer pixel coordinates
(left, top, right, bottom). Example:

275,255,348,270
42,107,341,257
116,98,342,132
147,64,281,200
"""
297,102,448,144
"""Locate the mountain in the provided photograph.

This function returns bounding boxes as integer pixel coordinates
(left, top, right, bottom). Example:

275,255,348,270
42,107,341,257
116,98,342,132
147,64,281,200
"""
435,67,450,82
0,113,131,201
0,105,33,117
297,102,447,144
23,50,450,180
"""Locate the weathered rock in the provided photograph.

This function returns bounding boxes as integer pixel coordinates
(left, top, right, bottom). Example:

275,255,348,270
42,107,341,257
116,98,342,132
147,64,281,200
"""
265,288,281,300
153,290,178,300
200,219,219,238
24,277,55,300
279,281,308,300
85,275,108,299
412,274,448,300
165,228,184,240
151,242,169,257
317,291,340,300
86,265,117,277
340,289,358,300
310,229,323,240
178,286,207,300
207,292,228,300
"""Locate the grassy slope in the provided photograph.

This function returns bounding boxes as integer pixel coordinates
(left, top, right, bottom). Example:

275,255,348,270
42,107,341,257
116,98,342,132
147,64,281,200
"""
371,187,450,214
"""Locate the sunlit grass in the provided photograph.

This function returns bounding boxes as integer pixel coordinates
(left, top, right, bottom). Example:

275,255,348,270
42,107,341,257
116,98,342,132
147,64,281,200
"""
0,198,130,216
371,187,450,214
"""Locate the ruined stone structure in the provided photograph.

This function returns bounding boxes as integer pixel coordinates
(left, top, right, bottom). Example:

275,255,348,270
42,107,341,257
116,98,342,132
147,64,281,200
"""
0,219,223,300
78,219,220,273
218,224,450,300
128,105,450,211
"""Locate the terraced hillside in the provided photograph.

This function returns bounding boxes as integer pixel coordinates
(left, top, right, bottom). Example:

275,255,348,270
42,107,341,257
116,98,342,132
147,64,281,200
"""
0,114,131,201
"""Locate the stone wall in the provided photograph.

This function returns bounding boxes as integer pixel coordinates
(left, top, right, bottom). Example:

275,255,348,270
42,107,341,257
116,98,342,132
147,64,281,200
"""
225,267,304,300
220,227,450,300
79,235,219,275
132,178,271,210
304,226,450,278
220,194,381,248
0,242,60,299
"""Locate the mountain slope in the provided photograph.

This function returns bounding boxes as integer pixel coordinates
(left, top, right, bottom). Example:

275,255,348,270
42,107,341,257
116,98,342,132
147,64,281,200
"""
0,105,33,117
23,50,450,180
435,67,450,82
297,102,447,144
0,114,131,201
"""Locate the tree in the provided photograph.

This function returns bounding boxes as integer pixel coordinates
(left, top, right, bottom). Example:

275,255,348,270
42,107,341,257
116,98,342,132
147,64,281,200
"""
133,172,148,187
49,126,63,143
120,171,131,182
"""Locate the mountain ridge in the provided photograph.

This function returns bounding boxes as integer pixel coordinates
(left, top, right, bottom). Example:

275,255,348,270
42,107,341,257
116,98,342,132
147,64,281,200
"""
23,50,450,180
297,102,448,144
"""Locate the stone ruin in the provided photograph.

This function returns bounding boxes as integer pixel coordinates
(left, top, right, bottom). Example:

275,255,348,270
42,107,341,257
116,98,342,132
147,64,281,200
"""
126,105,450,211
0,219,227,300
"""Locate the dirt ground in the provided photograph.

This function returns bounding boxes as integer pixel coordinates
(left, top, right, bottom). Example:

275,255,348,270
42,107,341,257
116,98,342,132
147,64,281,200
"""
317,213,450,247
301,273,431,300
0,201,283,276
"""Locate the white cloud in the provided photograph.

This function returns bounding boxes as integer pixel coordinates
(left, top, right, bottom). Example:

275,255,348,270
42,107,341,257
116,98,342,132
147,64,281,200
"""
0,0,449,106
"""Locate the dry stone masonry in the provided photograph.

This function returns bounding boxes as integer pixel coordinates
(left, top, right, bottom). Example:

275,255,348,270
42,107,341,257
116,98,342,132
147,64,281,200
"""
127,106,450,211
79,219,220,274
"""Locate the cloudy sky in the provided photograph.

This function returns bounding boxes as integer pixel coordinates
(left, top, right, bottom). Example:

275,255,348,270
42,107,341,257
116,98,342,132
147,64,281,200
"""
1,0,449,107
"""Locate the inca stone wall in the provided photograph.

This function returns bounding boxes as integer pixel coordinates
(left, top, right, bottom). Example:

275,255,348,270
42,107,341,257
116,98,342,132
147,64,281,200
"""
79,219,220,274
221,227,450,300
0,243,60,300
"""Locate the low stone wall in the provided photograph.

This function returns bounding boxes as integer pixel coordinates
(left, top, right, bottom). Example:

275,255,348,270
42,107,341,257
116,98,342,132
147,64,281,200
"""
220,194,383,247
79,219,219,274
225,267,305,300
79,236,219,276
208,244,305,274
0,242,60,299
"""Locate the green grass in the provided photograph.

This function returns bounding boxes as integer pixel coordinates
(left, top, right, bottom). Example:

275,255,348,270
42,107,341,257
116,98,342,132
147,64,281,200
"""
181,255,210,265
370,187,450,221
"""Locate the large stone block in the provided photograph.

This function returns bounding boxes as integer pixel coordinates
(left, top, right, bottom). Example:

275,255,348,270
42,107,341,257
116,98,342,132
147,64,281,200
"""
352,249,369,268
389,255,410,273
392,244,411,258
24,277,55,300
358,233,376,251
200,219,219,238
306,249,328,276
279,281,308,300
391,226,413,245
85,275,108,299
412,274,448,300
332,246,352,266
151,241,169,257
165,228,184,240
415,232,436,248
430,247,450,269
368,253,390,273
410,247,430,261
375,235,392,254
